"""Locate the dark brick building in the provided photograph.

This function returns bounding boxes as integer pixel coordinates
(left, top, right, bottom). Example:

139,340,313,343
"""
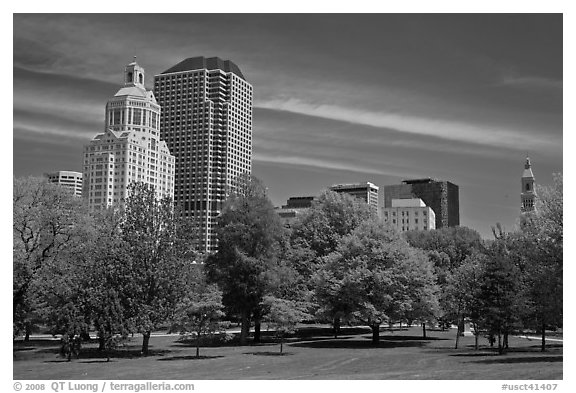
383,178,460,228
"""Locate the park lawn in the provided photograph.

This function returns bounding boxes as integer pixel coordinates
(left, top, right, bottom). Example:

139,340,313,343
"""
13,327,562,380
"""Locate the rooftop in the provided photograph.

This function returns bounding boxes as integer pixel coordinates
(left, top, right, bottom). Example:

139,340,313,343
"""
161,57,246,80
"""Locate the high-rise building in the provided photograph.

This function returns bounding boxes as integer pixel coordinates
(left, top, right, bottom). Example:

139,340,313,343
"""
83,60,175,209
383,178,459,228
329,182,379,210
44,171,83,197
521,157,536,213
154,57,253,253
382,198,436,232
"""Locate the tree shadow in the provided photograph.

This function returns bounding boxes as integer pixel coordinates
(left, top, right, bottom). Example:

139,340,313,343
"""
290,337,434,349
243,351,294,356
473,355,563,364
157,355,224,361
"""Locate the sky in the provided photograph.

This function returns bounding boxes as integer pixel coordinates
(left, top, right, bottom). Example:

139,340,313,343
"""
12,13,563,238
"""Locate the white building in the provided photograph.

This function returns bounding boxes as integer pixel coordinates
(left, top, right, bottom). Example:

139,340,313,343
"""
45,171,83,197
382,198,436,232
330,182,379,210
83,60,175,209
154,57,253,253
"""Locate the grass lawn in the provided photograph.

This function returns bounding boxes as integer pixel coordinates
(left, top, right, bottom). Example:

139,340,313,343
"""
13,326,562,380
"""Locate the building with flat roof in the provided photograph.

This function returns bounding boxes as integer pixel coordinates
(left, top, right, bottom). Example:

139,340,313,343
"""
83,60,175,209
329,182,379,210
154,57,253,253
275,196,317,227
382,198,436,232
45,171,83,197
383,178,459,228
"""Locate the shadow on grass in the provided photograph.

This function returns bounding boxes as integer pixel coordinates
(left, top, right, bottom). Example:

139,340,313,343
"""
157,355,224,361
473,355,563,364
291,337,435,349
243,351,294,356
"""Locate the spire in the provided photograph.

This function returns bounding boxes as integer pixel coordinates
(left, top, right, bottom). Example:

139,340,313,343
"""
522,156,535,178
521,156,536,213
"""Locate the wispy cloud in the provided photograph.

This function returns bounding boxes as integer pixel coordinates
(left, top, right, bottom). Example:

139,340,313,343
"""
254,153,420,179
498,75,563,90
255,98,560,153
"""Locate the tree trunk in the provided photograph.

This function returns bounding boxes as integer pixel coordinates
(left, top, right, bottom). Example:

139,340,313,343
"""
497,331,503,355
334,316,341,339
196,330,200,358
24,323,30,342
454,315,462,349
98,332,106,351
280,336,284,354
541,320,546,352
254,318,261,344
141,331,151,356
371,324,380,345
239,311,250,345
503,332,509,350
422,322,426,339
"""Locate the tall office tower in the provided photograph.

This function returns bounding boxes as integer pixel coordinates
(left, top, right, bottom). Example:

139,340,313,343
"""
329,182,379,210
83,60,175,209
154,57,253,253
521,157,536,213
44,171,83,197
384,178,459,228
382,198,436,232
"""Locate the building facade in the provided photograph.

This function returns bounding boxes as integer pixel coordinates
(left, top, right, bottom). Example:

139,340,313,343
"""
521,157,536,213
275,196,317,227
83,60,175,209
383,178,459,228
329,182,379,210
154,57,253,253
45,171,83,197
382,198,436,232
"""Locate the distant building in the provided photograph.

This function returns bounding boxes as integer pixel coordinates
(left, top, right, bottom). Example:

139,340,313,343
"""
82,60,175,209
276,196,317,227
282,196,317,209
383,178,459,228
44,171,83,197
329,182,379,210
521,157,536,213
382,198,436,232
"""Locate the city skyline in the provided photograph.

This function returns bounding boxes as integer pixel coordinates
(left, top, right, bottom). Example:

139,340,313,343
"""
13,14,563,238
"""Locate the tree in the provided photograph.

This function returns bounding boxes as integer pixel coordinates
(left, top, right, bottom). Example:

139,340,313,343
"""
120,182,197,355
205,176,286,345
404,226,483,331
444,252,486,349
518,173,562,351
262,296,310,353
314,220,438,345
478,230,525,355
13,176,89,339
288,191,377,335
172,284,225,358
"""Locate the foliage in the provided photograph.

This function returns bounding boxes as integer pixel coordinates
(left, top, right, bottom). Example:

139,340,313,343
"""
13,176,90,338
172,284,225,357
120,182,197,355
205,175,286,345
262,295,310,353
313,220,439,344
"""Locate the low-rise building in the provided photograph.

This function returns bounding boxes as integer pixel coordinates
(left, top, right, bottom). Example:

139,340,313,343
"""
382,198,436,232
44,170,83,197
